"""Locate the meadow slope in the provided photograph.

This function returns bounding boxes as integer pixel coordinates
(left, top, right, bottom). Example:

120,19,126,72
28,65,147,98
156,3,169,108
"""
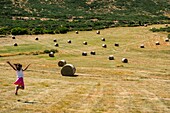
0,25,170,113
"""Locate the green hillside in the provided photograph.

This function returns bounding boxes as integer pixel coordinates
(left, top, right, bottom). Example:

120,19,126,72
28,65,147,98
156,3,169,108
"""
0,0,170,35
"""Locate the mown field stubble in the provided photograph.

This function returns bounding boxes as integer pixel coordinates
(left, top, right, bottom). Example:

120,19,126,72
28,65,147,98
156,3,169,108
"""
0,25,170,113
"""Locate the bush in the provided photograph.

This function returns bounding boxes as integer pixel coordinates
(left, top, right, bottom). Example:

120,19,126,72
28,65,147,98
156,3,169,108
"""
50,49,58,53
0,27,10,35
44,50,50,53
168,34,170,39
55,26,69,34
44,49,58,54
11,27,28,35
31,28,44,34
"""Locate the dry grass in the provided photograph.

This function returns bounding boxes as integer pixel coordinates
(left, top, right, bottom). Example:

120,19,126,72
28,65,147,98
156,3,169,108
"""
0,25,170,113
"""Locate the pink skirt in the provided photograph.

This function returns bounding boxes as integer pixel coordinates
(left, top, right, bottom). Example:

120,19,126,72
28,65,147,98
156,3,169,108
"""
14,77,24,86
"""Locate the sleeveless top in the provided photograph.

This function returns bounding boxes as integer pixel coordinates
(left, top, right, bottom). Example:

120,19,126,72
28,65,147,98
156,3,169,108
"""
16,70,24,78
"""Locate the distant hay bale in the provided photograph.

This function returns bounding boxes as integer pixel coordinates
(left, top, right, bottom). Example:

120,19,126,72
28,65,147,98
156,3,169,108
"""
61,64,76,76
90,51,96,55
75,31,79,34
165,38,169,42
53,39,57,42
12,35,15,39
101,38,105,41
165,24,168,27
96,30,100,34
58,60,67,67
155,41,160,45
83,41,87,45
35,37,39,40
54,43,59,47
102,44,107,48
144,24,147,27
67,40,71,43
82,52,87,56
14,43,18,46
140,44,145,48
122,58,128,63
109,55,114,60
49,52,54,57
115,43,119,47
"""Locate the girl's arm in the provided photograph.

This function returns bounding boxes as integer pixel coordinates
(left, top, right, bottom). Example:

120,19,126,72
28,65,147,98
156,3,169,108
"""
6,61,16,71
23,64,31,71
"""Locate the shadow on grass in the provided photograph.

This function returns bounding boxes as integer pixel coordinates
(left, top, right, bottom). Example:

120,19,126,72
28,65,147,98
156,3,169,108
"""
62,75,78,77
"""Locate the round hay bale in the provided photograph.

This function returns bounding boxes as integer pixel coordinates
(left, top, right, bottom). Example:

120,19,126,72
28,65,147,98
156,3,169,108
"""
122,58,128,63
67,40,71,43
54,43,59,47
75,31,79,34
102,44,107,48
82,52,87,56
49,52,54,57
140,44,145,48
61,64,76,76
115,43,119,47
83,41,87,45
109,55,114,60
165,24,168,27
14,43,18,46
144,24,147,27
96,30,100,34
53,39,57,42
35,37,39,40
101,38,105,41
165,38,169,42
90,51,96,55
12,35,15,39
58,60,67,67
155,41,160,45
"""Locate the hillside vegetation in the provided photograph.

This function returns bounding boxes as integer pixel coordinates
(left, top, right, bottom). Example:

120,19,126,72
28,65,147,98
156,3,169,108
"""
0,0,170,35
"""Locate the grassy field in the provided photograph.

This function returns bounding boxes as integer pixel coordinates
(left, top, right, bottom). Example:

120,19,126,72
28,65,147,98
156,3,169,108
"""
0,25,170,113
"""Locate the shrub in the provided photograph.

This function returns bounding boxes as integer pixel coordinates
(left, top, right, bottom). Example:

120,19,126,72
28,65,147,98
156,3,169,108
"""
11,27,28,35
44,50,50,53
168,34,170,39
0,27,10,35
55,26,69,34
31,28,44,34
50,49,58,53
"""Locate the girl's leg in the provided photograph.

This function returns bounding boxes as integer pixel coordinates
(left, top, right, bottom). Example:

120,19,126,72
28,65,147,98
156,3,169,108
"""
15,86,19,95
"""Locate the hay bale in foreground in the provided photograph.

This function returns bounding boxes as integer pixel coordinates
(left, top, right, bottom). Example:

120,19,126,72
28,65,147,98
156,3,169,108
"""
109,55,114,60
122,58,128,63
61,64,76,76
58,60,67,67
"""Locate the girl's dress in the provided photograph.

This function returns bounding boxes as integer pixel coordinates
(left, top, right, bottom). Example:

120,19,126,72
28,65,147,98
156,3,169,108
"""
14,70,24,87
